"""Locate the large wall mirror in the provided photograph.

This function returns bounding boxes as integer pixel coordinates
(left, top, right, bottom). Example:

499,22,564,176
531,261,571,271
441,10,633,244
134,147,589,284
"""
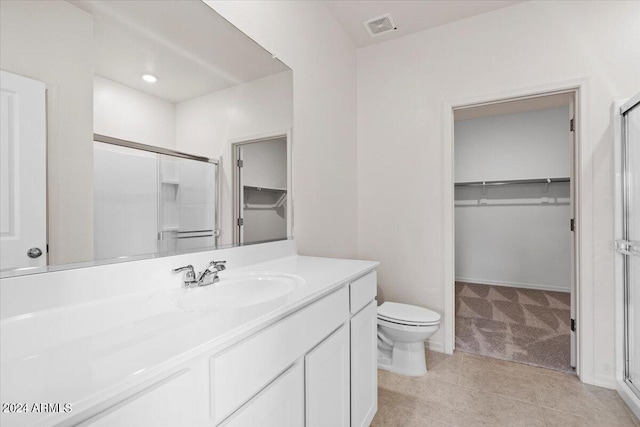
0,0,293,276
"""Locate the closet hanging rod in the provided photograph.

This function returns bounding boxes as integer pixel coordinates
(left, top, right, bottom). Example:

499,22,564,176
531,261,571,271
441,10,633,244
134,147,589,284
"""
454,177,570,187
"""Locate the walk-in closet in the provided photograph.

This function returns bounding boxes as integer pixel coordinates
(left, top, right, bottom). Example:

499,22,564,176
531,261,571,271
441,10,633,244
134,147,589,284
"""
454,94,575,373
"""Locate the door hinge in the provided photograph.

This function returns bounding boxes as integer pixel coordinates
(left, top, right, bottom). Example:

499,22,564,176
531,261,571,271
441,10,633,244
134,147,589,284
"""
570,318,576,332
570,118,575,132
237,218,244,226
237,159,243,168
46,244,49,253
570,218,576,232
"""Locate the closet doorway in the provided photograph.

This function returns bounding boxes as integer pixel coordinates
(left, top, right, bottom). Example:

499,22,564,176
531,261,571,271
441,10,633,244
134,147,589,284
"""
452,92,577,373
232,133,292,245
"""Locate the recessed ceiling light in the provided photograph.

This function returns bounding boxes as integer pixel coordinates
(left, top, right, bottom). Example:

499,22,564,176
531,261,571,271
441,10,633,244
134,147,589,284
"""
142,74,157,83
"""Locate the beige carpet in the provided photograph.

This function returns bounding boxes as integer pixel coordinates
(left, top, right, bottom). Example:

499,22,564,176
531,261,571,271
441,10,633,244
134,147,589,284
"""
455,281,573,373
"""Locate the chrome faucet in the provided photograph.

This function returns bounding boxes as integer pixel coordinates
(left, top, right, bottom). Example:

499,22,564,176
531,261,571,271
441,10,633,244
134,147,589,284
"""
173,265,197,287
173,261,226,288
196,260,226,286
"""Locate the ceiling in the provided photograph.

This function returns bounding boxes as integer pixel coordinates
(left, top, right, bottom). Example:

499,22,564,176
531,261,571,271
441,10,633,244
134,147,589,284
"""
69,0,289,103
324,0,525,48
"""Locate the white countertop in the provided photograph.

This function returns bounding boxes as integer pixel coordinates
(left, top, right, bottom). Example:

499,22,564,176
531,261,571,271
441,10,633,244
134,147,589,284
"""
0,255,378,426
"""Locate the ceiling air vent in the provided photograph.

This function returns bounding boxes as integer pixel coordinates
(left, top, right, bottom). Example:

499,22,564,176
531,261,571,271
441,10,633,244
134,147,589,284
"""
363,14,397,38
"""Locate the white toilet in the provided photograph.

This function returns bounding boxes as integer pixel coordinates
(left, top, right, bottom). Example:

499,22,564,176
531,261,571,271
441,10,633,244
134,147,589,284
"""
377,302,441,376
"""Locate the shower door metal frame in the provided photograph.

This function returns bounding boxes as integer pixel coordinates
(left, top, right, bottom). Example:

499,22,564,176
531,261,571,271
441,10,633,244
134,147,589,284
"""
93,134,221,248
617,93,640,399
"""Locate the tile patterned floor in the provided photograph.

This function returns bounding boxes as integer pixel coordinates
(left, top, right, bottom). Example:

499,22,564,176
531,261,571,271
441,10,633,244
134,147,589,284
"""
372,350,640,427
455,282,572,373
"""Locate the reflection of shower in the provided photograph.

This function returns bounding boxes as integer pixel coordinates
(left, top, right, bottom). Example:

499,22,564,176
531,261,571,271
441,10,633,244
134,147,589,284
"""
93,135,219,261
158,154,218,253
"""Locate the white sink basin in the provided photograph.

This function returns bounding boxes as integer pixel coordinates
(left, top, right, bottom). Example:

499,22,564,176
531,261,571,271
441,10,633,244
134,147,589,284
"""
149,272,303,313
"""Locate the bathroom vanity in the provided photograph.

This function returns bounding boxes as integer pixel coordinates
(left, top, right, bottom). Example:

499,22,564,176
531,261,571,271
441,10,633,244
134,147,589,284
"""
0,241,379,426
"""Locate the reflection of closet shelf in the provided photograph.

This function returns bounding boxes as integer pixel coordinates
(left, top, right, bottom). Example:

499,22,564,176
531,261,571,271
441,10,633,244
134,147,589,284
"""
243,185,287,192
244,192,287,210
455,177,570,187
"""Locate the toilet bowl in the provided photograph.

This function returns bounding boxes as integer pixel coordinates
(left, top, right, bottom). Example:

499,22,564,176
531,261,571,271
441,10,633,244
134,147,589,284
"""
377,302,441,376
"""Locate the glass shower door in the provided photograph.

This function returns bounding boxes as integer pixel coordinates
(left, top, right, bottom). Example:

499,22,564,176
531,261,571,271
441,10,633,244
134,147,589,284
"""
618,94,640,397
158,155,218,253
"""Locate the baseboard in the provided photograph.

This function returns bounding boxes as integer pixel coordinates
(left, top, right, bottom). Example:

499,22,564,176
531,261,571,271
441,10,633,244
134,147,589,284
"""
593,374,617,390
455,277,570,293
617,380,640,421
424,340,444,353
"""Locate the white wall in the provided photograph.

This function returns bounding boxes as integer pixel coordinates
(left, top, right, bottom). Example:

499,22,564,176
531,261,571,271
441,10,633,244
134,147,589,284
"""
455,107,570,182
206,1,358,258
0,0,94,265
176,71,293,246
241,138,287,190
455,107,571,292
357,0,640,385
94,76,176,150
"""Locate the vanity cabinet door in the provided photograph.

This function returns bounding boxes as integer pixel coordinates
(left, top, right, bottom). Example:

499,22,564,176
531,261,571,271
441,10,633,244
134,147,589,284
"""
305,324,350,427
351,301,378,427
221,362,304,427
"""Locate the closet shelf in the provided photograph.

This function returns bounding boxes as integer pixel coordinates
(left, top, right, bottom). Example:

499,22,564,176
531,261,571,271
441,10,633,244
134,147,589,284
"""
244,192,287,210
455,177,570,187
243,185,287,193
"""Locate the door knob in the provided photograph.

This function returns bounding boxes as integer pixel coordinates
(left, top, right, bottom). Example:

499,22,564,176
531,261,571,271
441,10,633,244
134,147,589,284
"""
27,247,43,258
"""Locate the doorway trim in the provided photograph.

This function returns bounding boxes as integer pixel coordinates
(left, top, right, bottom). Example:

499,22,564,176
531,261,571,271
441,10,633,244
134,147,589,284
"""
229,129,293,245
442,78,595,384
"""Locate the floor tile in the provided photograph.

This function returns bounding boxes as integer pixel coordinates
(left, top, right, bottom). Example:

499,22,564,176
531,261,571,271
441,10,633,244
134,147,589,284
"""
458,359,539,404
533,375,637,425
451,390,545,427
425,349,462,385
374,351,637,427
625,405,640,426
373,386,455,425
378,368,459,411
461,350,572,381
542,407,637,427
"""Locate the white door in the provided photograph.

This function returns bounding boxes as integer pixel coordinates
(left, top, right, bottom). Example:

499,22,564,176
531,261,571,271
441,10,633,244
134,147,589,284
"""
350,301,378,427
0,70,47,270
305,324,350,427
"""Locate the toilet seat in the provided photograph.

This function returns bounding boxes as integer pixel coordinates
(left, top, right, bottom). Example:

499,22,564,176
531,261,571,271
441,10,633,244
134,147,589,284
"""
377,302,440,326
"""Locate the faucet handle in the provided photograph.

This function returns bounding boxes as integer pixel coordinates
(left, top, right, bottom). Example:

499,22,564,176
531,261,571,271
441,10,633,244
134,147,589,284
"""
173,265,197,286
210,260,227,271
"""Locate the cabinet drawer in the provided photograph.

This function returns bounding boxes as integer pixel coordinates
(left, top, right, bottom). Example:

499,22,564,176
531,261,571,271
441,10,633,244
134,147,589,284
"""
211,287,349,424
349,271,377,314
80,369,202,427
222,362,304,427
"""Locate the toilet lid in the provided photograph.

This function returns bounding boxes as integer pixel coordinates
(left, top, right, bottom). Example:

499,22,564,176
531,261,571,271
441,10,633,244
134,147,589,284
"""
378,302,440,325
